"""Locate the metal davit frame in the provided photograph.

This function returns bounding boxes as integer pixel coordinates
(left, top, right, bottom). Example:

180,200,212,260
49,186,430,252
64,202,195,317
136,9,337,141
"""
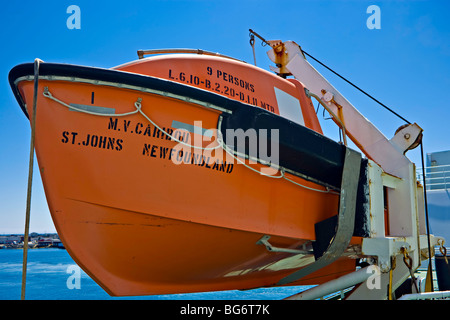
263,39,446,299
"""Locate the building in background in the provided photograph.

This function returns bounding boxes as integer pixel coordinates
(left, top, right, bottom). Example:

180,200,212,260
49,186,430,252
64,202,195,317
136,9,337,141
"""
423,150,450,245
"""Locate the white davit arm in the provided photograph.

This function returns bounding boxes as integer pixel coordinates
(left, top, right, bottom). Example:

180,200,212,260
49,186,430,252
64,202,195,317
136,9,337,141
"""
266,41,447,299
267,41,422,177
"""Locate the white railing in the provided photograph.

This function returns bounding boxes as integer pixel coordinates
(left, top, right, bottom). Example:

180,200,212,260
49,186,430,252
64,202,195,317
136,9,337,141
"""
417,164,450,190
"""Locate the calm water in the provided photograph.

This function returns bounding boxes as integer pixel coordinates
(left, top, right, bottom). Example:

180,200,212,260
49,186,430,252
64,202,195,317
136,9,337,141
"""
0,248,307,300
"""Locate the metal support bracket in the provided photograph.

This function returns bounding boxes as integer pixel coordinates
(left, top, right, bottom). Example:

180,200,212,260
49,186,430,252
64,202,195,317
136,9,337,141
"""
257,235,313,255
277,147,362,285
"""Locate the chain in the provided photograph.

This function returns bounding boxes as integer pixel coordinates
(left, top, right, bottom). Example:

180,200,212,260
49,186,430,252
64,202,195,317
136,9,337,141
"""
401,247,419,293
438,239,448,265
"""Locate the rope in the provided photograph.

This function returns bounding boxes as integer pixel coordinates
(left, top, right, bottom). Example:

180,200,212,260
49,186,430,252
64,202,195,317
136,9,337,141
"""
219,138,284,179
43,88,221,151
283,175,339,194
420,142,434,291
300,50,411,125
220,136,338,193
134,99,221,151
43,87,337,195
21,58,43,300
43,88,139,117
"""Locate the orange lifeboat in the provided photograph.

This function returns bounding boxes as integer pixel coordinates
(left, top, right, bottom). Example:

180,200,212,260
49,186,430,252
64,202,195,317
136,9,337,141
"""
9,49,364,296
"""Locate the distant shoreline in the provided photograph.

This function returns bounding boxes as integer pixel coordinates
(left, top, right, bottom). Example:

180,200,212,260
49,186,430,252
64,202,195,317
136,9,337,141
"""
0,233,64,249
0,246,65,249
0,233,58,236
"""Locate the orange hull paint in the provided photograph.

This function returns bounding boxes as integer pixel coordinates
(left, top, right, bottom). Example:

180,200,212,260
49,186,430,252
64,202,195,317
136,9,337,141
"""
12,54,358,296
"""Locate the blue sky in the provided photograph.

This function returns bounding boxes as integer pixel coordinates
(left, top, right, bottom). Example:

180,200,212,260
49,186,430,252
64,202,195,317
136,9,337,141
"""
1,0,449,233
